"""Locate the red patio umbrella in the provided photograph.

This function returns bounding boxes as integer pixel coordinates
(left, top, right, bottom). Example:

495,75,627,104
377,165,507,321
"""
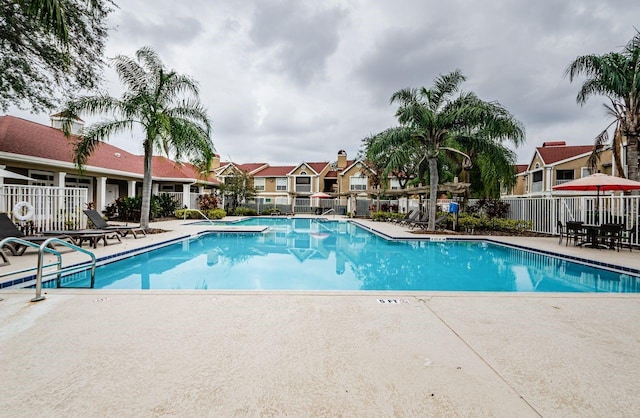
553,173,640,219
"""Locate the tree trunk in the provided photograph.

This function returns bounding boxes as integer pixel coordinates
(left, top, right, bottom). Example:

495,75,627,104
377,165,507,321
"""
427,156,439,230
140,142,153,229
627,134,639,181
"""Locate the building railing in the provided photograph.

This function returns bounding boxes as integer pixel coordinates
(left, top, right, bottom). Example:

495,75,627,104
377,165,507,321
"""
0,185,88,231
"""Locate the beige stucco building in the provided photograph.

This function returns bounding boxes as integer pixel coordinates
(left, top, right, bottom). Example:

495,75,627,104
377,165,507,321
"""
503,141,614,197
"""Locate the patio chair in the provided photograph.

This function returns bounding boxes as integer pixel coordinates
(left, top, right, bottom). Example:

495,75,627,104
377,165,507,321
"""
620,225,636,252
83,210,147,238
565,221,587,247
0,213,72,256
597,223,623,251
557,220,564,245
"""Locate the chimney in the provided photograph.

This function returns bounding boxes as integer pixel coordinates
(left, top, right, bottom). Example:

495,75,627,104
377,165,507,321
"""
542,141,566,147
211,153,221,169
337,149,347,170
49,112,84,135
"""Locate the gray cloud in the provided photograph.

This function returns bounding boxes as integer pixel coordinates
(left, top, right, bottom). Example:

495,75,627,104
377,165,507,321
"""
248,1,348,85
9,0,640,168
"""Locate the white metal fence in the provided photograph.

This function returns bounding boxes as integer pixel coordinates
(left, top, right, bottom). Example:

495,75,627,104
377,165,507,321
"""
0,185,88,232
499,196,640,245
162,192,202,209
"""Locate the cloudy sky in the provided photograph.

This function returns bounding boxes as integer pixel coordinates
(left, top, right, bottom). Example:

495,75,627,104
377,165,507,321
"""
11,0,640,166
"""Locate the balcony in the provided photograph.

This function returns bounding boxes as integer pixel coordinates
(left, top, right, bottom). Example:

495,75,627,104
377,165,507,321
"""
531,181,543,193
295,185,311,193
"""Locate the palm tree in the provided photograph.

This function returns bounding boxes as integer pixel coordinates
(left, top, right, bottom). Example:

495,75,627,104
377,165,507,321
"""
365,70,525,230
565,31,640,180
63,46,214,229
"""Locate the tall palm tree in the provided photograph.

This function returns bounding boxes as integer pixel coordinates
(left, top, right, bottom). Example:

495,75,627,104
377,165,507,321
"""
63,46,214,229
566,31,640,180
365,70,524,230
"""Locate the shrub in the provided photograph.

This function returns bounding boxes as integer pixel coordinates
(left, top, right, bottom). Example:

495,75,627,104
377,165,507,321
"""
371,211,406,221
467,198,510,218
206,208,227,219
155,193,179,218
457,213,533,234
234,206,257,216
197,194,219,211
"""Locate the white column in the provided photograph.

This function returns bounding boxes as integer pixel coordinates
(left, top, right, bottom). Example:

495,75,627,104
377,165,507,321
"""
545,167,553,193
53,172,66,215
152,183,159,195
198,185,204,194
128,181,136,197
182,184,190,209
96,176,107,212
53,171,66,187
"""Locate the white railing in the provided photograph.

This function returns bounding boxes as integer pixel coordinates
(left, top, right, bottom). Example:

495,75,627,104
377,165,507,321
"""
0,185,88,231
500,196,640,246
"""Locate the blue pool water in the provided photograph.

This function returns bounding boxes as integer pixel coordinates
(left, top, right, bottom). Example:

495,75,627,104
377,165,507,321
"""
52,218,640,292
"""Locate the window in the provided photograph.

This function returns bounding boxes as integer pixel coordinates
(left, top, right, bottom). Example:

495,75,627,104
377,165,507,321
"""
389,179,400,190
581,167,594,178
160,184,175,192
556,170,574,185
350,175,368,191
254,178,265,191
276,177,287,191
28,170,54,186
295,176,311,192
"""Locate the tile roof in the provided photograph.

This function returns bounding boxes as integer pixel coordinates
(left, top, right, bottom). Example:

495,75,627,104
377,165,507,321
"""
515,164,528,174
253,165,296,176
236,163,268,173
0,115,217,183
536,145,594,165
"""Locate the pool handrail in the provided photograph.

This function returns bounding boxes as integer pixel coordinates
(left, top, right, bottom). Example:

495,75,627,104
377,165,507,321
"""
183,209,214,224
0,237,96,302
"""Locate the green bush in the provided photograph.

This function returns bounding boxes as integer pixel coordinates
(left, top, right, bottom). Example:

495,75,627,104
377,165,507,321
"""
457,213,533,234
206,209,227,219
233,206,257,216
371,211,406,221
155,193,179,218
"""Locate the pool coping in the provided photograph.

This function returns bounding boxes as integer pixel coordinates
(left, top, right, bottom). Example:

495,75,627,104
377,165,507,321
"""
3,217,639,290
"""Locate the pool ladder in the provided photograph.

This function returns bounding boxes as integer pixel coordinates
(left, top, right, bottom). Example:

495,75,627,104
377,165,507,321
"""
0,237,96,302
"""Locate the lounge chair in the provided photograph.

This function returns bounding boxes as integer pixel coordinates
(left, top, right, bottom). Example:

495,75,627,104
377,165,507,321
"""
390,210,414,224
408,213,429,229
83,210,147,238
411,214,448,230
398,210,420,226
0,213,72,256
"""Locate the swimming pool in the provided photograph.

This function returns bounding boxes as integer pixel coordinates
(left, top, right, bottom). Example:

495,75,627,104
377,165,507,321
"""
48,218,640,292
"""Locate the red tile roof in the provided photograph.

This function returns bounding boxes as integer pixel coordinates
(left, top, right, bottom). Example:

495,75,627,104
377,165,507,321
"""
515,164,528,174
236,163,268,173
306,162,329,173
254,165,296,176
0,115,217,183
536,145,594,164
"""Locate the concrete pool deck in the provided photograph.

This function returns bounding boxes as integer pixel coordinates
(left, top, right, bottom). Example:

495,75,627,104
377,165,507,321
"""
1,217,640,416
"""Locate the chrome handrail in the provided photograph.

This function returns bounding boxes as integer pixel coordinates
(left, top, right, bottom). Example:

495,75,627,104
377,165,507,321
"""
35,238,96,301
183,208,214,224
0,237,96,302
